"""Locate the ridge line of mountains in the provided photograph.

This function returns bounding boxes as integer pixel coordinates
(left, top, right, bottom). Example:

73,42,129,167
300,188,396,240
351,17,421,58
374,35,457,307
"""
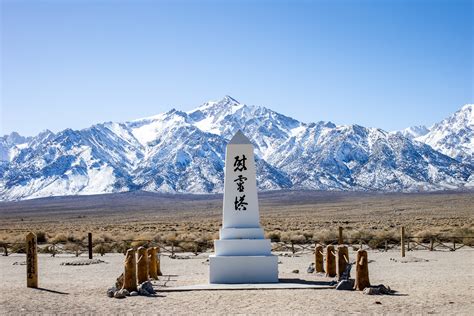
1,96,473,201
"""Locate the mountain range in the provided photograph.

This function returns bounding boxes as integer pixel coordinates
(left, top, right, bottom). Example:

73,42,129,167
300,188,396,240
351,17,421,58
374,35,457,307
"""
1,96,473,201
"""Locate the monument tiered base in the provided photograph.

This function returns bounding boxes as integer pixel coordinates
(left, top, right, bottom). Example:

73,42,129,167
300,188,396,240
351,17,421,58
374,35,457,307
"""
209,255,278,284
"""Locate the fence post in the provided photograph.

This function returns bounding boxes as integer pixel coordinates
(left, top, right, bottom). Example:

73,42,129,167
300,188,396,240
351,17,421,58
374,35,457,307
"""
336,245,349,280
401,227,405,258
88,233,93,259
122,248,137,292
354,249,370,291
338,227,343,245
136,246,148,284
157,246,162,276
384,240,388,252
430,238,434,251
453,239,456,251
291,241,295,255
148,247,158,280
26,232,38,288
314,244,324,273
3,243,8,256
325,245,336,277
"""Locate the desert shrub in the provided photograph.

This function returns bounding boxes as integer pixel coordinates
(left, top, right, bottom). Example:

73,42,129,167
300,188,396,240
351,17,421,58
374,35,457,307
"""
63,242,83,256
113,241,132,254
10,243,26,253
93,243,111,255
313,229,338,244
35,231,47,243
51,233,68,244
266,231,281,242
413,229,440,243
131,240,148,248
280,232,306,243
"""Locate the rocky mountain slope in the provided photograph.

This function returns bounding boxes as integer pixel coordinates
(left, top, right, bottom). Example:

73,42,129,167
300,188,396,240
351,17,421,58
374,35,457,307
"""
1,97,472,201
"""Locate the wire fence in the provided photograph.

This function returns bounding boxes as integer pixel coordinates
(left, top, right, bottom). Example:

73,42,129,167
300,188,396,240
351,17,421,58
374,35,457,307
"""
1,233,473,257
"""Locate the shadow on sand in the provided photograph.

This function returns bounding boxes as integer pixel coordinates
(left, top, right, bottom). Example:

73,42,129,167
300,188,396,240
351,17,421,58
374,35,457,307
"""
32,287,69,295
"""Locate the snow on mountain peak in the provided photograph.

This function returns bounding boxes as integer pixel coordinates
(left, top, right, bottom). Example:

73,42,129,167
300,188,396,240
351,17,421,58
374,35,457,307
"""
394,125,430,140
416,103,473,164
1,98,473,201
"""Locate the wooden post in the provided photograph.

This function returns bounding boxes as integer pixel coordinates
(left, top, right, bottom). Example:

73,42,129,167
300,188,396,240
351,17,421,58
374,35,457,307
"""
3,243,8,256
338,227,343,245
430,238,434,251
122,248,137,292
88,233,93,259
336,245,349,280
354,249,370,290
136,246,148,284
401,227,405,258
384,240,388,252
26,232,38,288
148,247,158,280
325,245,336,277
314,244,324,273
157,246,162,276
453,239,456,251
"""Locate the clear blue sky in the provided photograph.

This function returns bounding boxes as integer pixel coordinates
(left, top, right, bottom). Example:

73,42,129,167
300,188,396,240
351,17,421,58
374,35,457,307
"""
1,0,473,136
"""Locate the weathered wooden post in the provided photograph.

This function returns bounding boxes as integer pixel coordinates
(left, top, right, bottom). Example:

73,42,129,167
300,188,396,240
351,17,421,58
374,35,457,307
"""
148,247,158,280
401,226,406,258
88,232,93,259
26,232,38,288
122,248,137,292
384,240,388,252
354,249,370,290
430,238,434,251
157,246,163,276
452,238,456,251
336,245,349,280
338,227,343,245
325,245,336,277
314,244,324,273
136,246,148,284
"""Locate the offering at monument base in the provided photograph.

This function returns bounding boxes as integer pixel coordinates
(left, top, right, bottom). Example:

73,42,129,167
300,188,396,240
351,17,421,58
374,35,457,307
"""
209,130,278,284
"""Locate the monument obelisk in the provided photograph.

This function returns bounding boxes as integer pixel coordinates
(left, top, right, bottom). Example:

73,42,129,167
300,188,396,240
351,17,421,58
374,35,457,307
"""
209,130,278,283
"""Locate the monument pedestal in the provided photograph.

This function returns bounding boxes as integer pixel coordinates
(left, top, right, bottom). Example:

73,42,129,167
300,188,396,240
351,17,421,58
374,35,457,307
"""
210,254,278,284
209,131,279,284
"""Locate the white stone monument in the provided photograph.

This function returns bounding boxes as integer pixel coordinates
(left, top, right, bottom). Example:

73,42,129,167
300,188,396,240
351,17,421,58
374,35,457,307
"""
209,130,279,283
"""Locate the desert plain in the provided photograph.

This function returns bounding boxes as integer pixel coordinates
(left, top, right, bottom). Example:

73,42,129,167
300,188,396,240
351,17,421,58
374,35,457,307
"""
0,190,473,314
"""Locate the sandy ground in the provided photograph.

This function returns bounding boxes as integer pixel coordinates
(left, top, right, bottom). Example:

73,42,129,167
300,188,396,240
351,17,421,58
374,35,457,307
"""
1,249,473,315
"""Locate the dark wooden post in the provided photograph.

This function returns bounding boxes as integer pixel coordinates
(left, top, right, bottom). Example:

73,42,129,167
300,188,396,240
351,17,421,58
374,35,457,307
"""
430,238,434,251
401,227,405,258
88,233,93,259
384,240,388,252
338,227,343,245
453,239,456,251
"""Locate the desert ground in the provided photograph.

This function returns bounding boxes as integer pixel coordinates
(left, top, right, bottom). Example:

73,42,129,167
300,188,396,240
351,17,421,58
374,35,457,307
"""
0,191,473,247
0,190,473,314
1,249,473,315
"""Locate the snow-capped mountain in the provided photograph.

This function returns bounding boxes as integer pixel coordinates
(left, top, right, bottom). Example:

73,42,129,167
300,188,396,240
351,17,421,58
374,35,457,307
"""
0,132,33,162
1,96,473,201
395,125,430,140
415,104,473,165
